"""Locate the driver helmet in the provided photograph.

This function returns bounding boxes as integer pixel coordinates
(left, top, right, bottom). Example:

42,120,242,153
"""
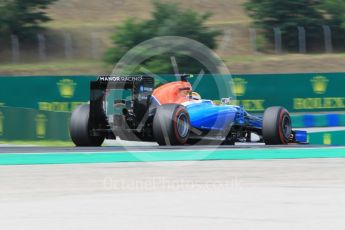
191,92,201,100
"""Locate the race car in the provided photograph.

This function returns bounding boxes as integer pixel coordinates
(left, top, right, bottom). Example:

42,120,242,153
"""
69,75,307,146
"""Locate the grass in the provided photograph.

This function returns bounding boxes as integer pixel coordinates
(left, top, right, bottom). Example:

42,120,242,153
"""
1,54,345,75
46,0,249,28
0,60,108,75
224,53,345,74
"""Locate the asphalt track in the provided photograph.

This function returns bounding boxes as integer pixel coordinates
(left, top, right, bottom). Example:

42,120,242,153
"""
1,145,345,229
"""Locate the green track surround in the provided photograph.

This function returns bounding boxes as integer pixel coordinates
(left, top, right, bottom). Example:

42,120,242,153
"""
0,147,345,165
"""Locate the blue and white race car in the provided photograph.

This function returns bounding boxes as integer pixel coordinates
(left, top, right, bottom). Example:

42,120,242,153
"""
69,75,307,146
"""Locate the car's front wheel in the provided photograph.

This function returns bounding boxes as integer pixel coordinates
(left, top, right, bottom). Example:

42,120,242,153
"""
262,106,292,145
153,104,190,146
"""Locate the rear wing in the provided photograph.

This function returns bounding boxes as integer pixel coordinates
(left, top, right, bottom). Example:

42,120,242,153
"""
89,75,154,124
91,75,153,90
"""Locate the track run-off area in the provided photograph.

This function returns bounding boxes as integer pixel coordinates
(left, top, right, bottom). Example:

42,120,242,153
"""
2,145,345,229
0,145,344,165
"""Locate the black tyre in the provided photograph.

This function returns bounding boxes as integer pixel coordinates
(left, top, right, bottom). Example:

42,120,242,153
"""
262,106,292,145
69,104,104,146
153,104,190,145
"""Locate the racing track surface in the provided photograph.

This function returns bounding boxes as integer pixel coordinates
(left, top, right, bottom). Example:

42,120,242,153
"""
1,145,345,229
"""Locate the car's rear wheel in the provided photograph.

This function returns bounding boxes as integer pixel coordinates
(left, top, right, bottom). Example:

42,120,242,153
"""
70,104,104,146
263,106,291,145
153,104,190,145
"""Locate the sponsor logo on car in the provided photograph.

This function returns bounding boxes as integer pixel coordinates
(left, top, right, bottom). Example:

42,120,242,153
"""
98,76,143,82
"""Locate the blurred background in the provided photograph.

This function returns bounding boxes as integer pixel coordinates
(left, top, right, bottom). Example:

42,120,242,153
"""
0,0,344,146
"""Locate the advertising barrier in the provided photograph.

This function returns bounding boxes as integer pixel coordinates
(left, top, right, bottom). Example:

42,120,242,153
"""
0,107,70,141
0,75,233,112
0,73,344,143
0,76,95,112
0,73,345,113
291,113,345,128
231,72,345,113
308,130,345,146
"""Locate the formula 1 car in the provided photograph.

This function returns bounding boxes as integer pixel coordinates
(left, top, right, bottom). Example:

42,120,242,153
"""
69,75,307,146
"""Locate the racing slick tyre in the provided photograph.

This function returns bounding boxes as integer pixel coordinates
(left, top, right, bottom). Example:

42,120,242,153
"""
262,106,292,145
70,104,105,146
153,104,190,146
